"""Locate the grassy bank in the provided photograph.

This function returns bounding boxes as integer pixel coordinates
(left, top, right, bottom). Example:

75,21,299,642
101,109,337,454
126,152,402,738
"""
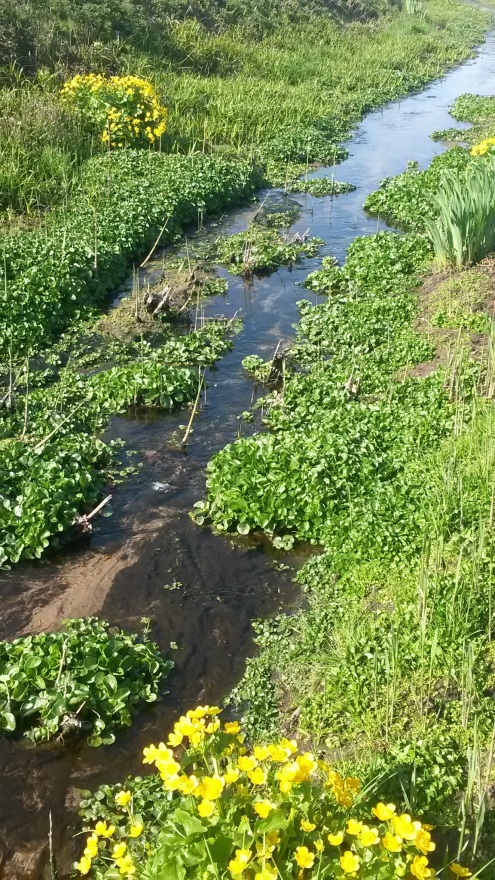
195,133,495,865
0,0,487,213
0,0,488,565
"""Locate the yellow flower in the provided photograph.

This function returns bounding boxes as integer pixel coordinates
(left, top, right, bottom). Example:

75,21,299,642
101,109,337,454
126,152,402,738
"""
254,800,275,818
225,721,241,734
328,831,344,846
76,856,92,875
411,856,434,879
382,831,402,853
347,819,364,835
340,851,360,874
450,866,472,878
358,826,380,846
84,835,98,859
229,848,252,875
95,821,115,838
198,799,215,817
345,777,361,793
392,814,421,841
116,855,136,876
301,819,316,832
294,846,315,869
266,831,280,848
268,743,290,762
248,767,267,785
415,829,435,855
130,822,143,838
224,768,240,784
115,790,131,807
112,842,127,860
315,840,324,852
198,775,224,800
177,774,200,795
372,802,396,821
254,745,270,761
168,730,183,746
238,755,258,772
255,869,277,880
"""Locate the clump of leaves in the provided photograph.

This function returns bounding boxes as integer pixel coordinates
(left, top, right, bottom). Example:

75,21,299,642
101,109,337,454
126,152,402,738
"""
363,147,471,230
215,224,323,276
450,94,495,124
286,178,356,197
241,354,273,383
0,617,172,745
430,127,467,143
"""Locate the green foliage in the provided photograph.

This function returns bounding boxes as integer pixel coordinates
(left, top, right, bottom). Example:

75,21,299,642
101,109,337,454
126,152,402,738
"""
426,155,495,268
451,94,495,124
215,225,323,276
241,355,273,384
363,147,471,230
193,231,441,554
0,150,260,359
0,322,233,566
285,177,356,197
0,617,171,745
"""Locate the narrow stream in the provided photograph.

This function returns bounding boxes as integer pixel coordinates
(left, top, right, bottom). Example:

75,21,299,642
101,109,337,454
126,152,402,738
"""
1,29,495,880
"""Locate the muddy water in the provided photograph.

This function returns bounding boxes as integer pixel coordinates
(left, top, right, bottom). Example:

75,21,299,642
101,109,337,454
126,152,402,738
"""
2,29,495,879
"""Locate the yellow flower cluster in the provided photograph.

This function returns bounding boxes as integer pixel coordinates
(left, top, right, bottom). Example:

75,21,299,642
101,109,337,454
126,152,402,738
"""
470,136,495,157
60,73,167,148
76,707,473,880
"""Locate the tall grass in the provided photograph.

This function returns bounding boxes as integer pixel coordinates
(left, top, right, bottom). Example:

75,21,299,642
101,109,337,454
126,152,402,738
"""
427,156,495,268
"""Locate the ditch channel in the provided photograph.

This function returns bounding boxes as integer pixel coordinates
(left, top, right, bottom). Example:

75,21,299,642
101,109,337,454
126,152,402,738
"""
1,27,495,880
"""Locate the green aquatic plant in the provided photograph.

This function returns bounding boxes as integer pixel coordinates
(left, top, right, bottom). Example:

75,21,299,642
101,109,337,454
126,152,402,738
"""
363,147,471,230
0,617,172,745
215,225,323,276
286,178,356,197
0,150,261,360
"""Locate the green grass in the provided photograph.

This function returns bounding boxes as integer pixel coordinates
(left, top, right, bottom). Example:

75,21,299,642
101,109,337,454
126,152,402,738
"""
0,0,488,214
198,159,495,860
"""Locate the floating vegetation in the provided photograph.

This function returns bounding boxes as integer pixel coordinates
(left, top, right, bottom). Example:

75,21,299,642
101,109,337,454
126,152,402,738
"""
286,177,356,197
215,224,323,276
0,618,171,745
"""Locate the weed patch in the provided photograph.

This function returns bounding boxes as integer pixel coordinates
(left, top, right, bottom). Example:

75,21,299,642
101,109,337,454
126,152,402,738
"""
0,617,171,745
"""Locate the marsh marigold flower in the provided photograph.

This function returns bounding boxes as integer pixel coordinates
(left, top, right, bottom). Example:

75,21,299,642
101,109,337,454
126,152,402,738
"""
392,814,421,840
129,822,143,838
372,802,396,821
382,831,402,853
340,851,360,874
254,800,275,818
95,820,115,838
301,819,316,832
76,856,92,875
115,790,131,807
411,856,434,879
450,866,472,878
198,774,224,800
294,846,315,869
328,831,344,846
229,849,252,875
415,828,435,855
198,799,215,817
358,825,380,846
225,721,241,734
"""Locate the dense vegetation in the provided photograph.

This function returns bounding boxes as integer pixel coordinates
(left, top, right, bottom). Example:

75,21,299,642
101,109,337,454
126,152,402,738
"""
196,140,495,865
0,617,171,745
74,707,457,879
2,0,495,875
